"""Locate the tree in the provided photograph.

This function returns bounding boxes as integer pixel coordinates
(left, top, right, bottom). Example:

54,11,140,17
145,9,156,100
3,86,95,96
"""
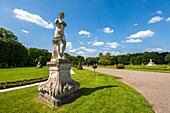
165,53,170,64
69,56,77,67
0,37,28,67
28,48,50,66
0,28,18,42
129,56,142,65
85,57,98,65
142,52,164,65
98,53,111,66
117,55,130,65
110,56,117,65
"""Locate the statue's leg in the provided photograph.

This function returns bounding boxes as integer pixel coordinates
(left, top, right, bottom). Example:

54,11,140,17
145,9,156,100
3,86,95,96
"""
52,37,61,60
52,40,57,60
57,40,61,59
61,35,66,57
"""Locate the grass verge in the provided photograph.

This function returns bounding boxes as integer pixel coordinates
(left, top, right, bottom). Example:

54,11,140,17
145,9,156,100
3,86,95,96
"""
97,65,170,73
0,67,48,83
0,68,154,113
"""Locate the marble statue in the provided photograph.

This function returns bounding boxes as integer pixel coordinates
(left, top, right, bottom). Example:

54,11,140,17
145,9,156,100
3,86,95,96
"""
36,61,42,68
51,11,67,61
147,59,156,66
37,12,80,106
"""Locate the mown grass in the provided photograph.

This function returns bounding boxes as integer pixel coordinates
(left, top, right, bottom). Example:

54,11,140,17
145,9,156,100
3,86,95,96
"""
97,65,170,73
0,68,154,113
0,67,48,82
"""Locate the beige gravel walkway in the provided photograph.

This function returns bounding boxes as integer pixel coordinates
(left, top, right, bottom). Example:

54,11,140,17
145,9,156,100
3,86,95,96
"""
84,67,170,113
0,82,45,93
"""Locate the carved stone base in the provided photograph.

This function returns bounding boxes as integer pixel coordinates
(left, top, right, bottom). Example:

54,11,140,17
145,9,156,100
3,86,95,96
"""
37,90,80,106
37,59,80,106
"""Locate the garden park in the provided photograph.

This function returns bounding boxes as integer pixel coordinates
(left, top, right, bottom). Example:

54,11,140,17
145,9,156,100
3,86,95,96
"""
1,27,170,113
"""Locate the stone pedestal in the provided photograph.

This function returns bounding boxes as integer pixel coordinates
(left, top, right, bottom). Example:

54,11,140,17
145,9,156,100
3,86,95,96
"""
37,59,80,106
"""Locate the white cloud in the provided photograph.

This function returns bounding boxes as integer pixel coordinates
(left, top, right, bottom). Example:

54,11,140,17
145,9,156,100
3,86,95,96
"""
103,27,114,33
78,46,97,53
122,39,142,43
92,41,104,46
134,23,138,26
13,8,54,29
79,47,86,50
103,51,109,54
103,51,122,56
106,42,119,48
127,30,155,39
66,42,72,49
148,48,164,52
78,30,91,37
80,41,85,45
87,42,92,44
67,46,96,54
148,16,164,24
77,51,86,55
156,10,162,14
111,51,121,56
166,17,170,22
68,49,77,53
21,29,29,33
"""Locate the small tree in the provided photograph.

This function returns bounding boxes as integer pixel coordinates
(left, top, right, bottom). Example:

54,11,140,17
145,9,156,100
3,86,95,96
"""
98,53,111,66
92,64,97,75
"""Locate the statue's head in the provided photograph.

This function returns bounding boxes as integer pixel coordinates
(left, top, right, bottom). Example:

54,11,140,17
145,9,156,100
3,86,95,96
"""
59,12,65,19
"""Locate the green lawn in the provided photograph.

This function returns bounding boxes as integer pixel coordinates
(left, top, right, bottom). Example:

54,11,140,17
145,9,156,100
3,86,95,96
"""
0,68,154,113
97,65,170,73
0,67,48,82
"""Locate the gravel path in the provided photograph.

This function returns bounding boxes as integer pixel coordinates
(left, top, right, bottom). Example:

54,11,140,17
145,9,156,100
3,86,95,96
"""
84,67,170,113
0,82,44,93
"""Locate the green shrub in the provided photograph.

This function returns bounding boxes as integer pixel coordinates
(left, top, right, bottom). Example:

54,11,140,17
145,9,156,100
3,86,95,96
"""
116,64,125,69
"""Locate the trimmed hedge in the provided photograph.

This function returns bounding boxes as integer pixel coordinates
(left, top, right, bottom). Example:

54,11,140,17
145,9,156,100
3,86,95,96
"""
116,64,125,69
92,65,97,69
0,76,48,89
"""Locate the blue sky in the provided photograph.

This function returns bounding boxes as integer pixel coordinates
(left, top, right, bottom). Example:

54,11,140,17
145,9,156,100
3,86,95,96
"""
1,0,170,57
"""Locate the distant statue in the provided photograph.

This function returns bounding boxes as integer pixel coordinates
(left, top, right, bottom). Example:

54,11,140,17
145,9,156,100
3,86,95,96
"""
51,11,67,61
147,59,156,66
36,61,42,68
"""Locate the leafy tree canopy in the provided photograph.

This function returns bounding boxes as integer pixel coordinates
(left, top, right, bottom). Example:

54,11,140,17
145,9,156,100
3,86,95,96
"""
0,28,18,42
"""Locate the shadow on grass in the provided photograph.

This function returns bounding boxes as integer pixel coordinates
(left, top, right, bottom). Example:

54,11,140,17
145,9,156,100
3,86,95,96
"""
64,85,118,105
96,73,122,80
80,85,118,96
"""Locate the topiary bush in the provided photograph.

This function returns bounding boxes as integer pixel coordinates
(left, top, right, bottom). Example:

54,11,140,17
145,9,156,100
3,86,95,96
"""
116,64,125,69
77,61,83,70
74,63,77,68
92,64,97,75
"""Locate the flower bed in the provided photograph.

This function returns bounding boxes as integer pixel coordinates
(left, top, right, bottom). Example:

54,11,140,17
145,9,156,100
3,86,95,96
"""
0,76,48,89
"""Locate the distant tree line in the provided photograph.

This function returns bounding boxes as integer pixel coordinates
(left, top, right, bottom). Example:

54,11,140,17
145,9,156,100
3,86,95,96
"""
0,27,84,68
1,27,170,68
84,52,170,66
0,28,51,68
